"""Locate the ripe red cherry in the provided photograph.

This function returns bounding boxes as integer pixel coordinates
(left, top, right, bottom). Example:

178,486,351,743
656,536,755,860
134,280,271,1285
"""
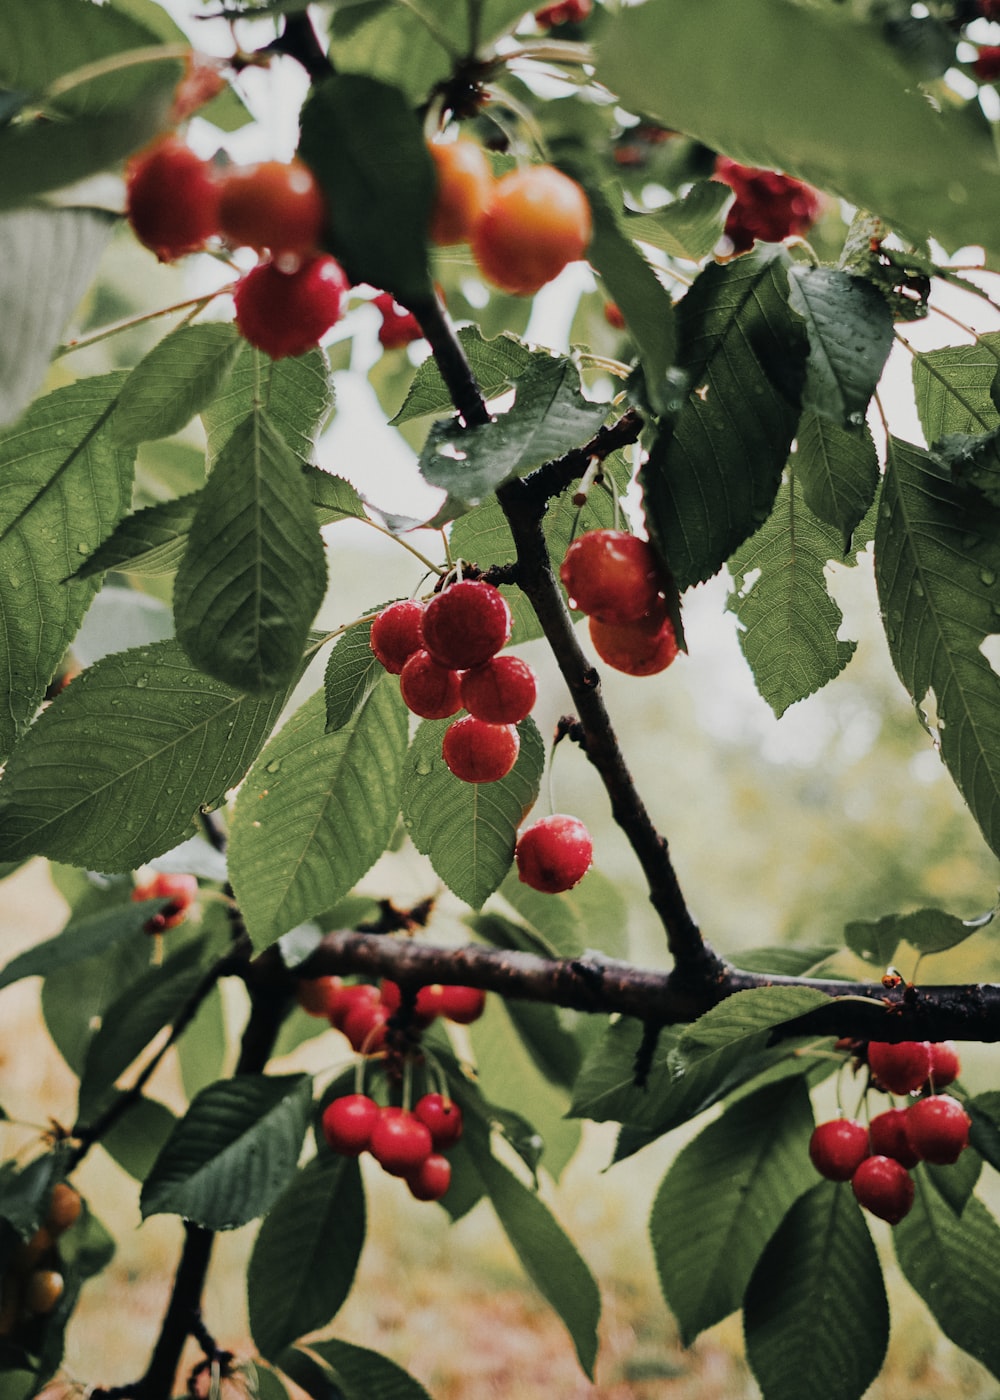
851,1155,914,1225
296,975,344,1018
126,136,220,262
560,530,662,624
713,158,822,254
974,45,1000,82
406,1152,452,1201
132,871,199,929
421,580,512,670
327,982,380,1031
378,980,440,1028
905,1094,971,1165
374,292,423,350
218,158,326,257
808,1119,869,1181
428,140,494,246
604,301,626,330
926,1041,961,1090
471,165,592,297
535,0,592,25
370,600,426,675
442,716,520,783
436,985,487,1024
868,1108,919,1169
233,253,348,359
321,1094,380,1156
369,1109,433,1177
515,814,593,894
459,655,537,724
867,1041,933,1095
399,649,462,720
414,1094,464,1149
589,609,679,677
340,999,389,1054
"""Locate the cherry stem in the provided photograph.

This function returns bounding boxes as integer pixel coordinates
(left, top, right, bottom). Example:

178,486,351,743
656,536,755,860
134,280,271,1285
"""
55,292,227,359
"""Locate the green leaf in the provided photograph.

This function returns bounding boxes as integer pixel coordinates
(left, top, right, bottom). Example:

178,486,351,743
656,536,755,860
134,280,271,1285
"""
744,1181,889,1400
176,983,228,1102
727,474,857,716
911,335,1000,443
392,327,537,426
323,618,383,732
875,437,1000,861
894,1174,1000,1381
202,345,333,468
299,1339,433,1400
924,1149,981,1217
596,0,1000,262
968,1092,1000,1173
304,467,367,524
174,411,327,694
401,715,544,909
0,208,114,430
787,266,893,427
0,638,290,871
734,945,840,976
496,864,630,960
299,75,434,305
41,925,152,1076
98,1095,176,1180
622,180,733,263
108,325,243,449
248,1154,365,1361
641,247,807,589
794,408,880,550
141,1074,312,1229
463,1134,601,1378
0,372,135,758
328,1,453,105
844,906,992,964
651,1079,815,1345
73,493,200,579
419,357,607,507
0,901,159,992
680,986,830,1050
229,680,408,948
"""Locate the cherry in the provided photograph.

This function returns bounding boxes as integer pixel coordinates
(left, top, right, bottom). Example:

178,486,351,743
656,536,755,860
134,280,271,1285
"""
296,975,344,1018
374,293,423,350
851,1155,914,1225
974,46,1000,82
713,157,821,254
378,980,440,1028
321,1094,380,1156
471,165,592,297
414,1093,464,1149
442,715,520,783
232,253,348,360
370,600,426,675
218,158,326,258
868,1108,919,1169
406,1152,452,1202
25,1269,64,1317
132,872,199,929
45,1184,82,1236
428,140,494,246
459,655,537,724
340,998,389,1054
327,982,380,1031
867,1040,933,1095
125,136,220,263
399,649,462,720
369,1108,433,1177
421,580,511,670
588,608,679,677
560,529,662,624
905,1094,971,1165
808,1119,869,1181
535,0,592,25
515,814,593,894
169,52,227,125
604,301,626,330
927,1041,961,1091
436,985,487,1024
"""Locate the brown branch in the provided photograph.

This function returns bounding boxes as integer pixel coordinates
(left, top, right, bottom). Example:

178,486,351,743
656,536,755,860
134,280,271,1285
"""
411,293,492,428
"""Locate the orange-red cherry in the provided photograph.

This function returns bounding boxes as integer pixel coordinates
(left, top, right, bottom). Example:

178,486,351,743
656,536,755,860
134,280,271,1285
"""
471,165,592,296
218,158,326,257
588,609,678,677
429,140,494,245
126,137,220,262
560,529,662,624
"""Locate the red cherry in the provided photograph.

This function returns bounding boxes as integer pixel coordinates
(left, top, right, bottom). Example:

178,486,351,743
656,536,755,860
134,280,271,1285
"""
413,1094,464,1149
867,1041,933,1095
340,999,389,1054
808,1119,869,1181
604,302,626,330
378,980,439,1028
588,606,679,677
369,1109,433,1177
399,649,463,720
125,136,220,262
436,986,487,1024
471,165,592,297
370,601,426,675
421,580,512,670
218,158,326,257
926,1041,961,1091
868,1108,919,1169
713,157,822,254
974,45,1000,82
851,1155,914,1225
233,253,348,360
405,1152,452,1201
321,1094,379,1156
442,716,520,783
328,982,380,1031
535,0,591,25
296,975,344,1018
560,530,662,624
905,1094,971,1165
373,292,424,349
169,52,227,125
515,814,593,894
460,655,537,724
132,872,198,929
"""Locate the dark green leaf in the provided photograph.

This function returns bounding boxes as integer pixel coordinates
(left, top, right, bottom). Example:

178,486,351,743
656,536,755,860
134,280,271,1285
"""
303,1338,433,1400
912,334,1000,443
41,925,151,1076
0,1152,66,1240
845,906,992,964
934,424,1000,507
924,1149,981,1216
141,1075,312,1229
98,1095,176,1180
969,1092,1000,1173
787,266,893,427
328,1,453,104
107,324,243,448
680,987,830,1050
794,408,880,550
0,901,159,992
202,345,333,468
324,619,383,732
744,1181,888,1400
622,180,733,262
73,493,200,579
176,983,228,1102
392,327,537,426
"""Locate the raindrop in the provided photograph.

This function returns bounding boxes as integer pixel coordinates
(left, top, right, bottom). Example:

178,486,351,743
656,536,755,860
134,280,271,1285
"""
962,533,981,551
981,569,997,587
913,581,925,597
77,543,89,555
135,675,148,688
265,760,281,774
414,756,433,776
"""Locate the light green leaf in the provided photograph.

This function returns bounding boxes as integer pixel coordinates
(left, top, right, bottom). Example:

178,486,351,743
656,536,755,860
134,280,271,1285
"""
641,246,807,589
911,335,1000,444
744,1181,888,1400
328,2,453,105
392,327,538,426
98,1094,176,1180
0,901,159,993
727,475,857,716
176,983,228,1103
894,1176,1000,1381
0,639,290,871
875,437,1000,860
108,324,243,448
202,345,333,468
323,618,383,732
401,715,544,909
248,1154,365,1361
845,906,992,964
228,680,408,948
141,1074,312,1229
73,493,200,579
0,372,135,759
299,1339,433,1400
652,1079,815,1345
304,467,367,524
680,986,830,1050
787,266,893,427
623,180,733,263
174,411,327,693
794,408,880,550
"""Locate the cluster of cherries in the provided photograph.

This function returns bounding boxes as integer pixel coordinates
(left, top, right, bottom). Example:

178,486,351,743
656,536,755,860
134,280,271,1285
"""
809,1040,972,1226
560,529,678,677
712,156,822,255
0,1183,80,1337
298,972,486,1056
